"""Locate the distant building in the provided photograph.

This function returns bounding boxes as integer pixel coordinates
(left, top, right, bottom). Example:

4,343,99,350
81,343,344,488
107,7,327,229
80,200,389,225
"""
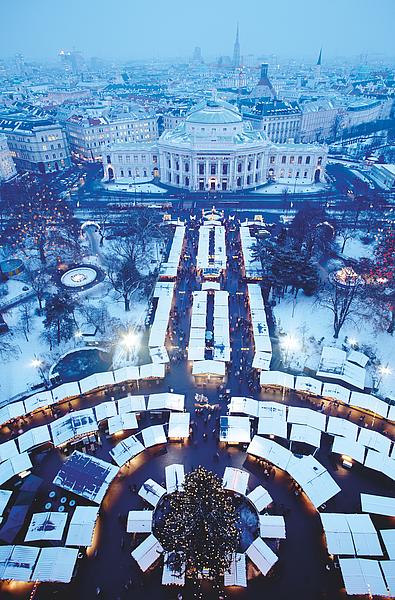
163,108,189,131
0,133,17,181
249,64,277,100
232,24,241,68
315,48,322,80
103,99,327,191
65,110,158,161
242,99,301,143
0,106,71,174
300,99,340,142
341,98,392,130
369,164,395,190
192,47,203,64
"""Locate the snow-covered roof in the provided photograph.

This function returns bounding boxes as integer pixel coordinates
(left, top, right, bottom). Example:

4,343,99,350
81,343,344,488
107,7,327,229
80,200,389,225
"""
350,391,390,419
65,506,99,547
50,408,98,446
259,515,286,539
295,376,323,396
260,371,295,389
25,512,67,542
113,365,140,384
287,406,326,431
32,546,79,583
0,452,32,486
147,392,184,412
141,425,167,448
108,412,138,435
290,423,322,448
94,400,117,422
192,360,226,377
361,494,395,517
168,412,190,439
222,467,249,495
246,537,278,576
118,395,146,413
17,425,51,453
246,486,273,512
79,371,115,395
165,463,185,493
0,439,19,463
224,553,247,587
127,510,153,533
220,416,251,444
339,558,388,596
138,479,166,508
332,436,366,464
326,416,359,441
229,396,259,418
109,434,144,467
364,450,395,481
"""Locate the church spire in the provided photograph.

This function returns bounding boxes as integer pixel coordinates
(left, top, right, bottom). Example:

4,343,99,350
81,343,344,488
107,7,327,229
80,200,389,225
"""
317,47,322,66
232,23,241,68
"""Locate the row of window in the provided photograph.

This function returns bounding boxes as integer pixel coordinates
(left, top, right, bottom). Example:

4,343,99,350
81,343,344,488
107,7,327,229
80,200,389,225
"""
119,169,148,178
269,155,314,165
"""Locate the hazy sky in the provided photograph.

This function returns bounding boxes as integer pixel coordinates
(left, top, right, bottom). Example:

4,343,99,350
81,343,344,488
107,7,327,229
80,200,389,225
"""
0,0,394,61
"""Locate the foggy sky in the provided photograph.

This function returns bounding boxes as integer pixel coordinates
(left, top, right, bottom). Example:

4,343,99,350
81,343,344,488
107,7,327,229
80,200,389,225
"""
1,0,394,61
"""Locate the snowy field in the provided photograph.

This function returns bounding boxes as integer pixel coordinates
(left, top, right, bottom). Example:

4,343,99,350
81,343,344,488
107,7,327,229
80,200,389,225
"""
252,181,330,195
337,235,377,260
104,178,167,194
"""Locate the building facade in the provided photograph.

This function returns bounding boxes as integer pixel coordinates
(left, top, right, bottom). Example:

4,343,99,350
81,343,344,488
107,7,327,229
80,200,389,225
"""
369,164,395,190
0,133,17,181
243,100,302,143
300,99,340,143
65,112,158,161
0,111,71,174
103,99,327,191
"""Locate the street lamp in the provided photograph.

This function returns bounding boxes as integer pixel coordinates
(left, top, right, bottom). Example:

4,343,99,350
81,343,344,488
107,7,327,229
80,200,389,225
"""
281,334,299,366
121,331,139,363
31,357,47,385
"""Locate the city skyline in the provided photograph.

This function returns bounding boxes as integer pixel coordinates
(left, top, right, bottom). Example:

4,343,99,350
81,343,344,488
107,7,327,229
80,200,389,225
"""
0,0,394,61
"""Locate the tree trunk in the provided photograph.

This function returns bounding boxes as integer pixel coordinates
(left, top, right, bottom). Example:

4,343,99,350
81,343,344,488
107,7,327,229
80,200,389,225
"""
387,308,395,335
57,320,61,345
341,237,347,253
38,297,43,314
124,295,130,312
39,241,46,264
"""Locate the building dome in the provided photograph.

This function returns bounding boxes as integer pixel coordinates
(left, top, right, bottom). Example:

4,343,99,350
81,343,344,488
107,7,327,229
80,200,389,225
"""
185,100,242,125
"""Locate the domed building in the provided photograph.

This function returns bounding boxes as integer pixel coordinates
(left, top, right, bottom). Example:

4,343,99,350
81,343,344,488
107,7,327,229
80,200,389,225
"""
103,99,327,192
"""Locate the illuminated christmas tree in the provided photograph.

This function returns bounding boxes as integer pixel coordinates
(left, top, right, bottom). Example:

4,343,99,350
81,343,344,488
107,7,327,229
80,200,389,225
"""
157,467,239,591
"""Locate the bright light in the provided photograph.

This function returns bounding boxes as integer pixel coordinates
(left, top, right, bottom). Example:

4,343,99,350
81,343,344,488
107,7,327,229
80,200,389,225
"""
121,332,139,350
31,358,42,368
281,335,299,352
379,365,391,376
349,338,357,347
75,331,83,339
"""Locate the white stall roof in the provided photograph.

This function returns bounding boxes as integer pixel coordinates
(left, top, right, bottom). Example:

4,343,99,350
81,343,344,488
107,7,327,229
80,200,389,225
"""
332,436,366,464
139,363,165,380
222,467,249,495
148,392,184,412
252,352,272,371
51,381,80,403
295,376,323,396
190,312,207,328
162,553,185,586
224,553,247,587
365,450,395,481
326,416,359,441
165,463,185,493
258,416,288,439
127,510,153,533
113,365,140,384
348,350,369,367
108,412,138,435
0,545,39,581
142,425,167,448
0,439,19,463
322,383,351,404
229,397,259,418
118,395,146,413
320,513,355,555
339,558,388,596
350,391,390,419
109,434,145,467
168,412,190,439
361,494,395,517
50,408,98,446
32,547,79,583
220,416,251,444
381,530,395,559
357,428,392,455
24,390,54,413
138,479,166,508
286,454,341,509
287,406,326,431
17,425,51,453
187,345,205,361
253,336,272,354
260,371,295,389
192,360,226,377
346,514,383,556
0,401,26,426
25,512,67,542
380,560,395,597
149,346,170,365
259,515,286,539
247,436,292,471
0,452,32,486
79,371,115,395
246,537,278,576
65,506,99,547
202,281,220,291
290,424,322,448
0,490,12,517
247,486,273,512
94,400,117,422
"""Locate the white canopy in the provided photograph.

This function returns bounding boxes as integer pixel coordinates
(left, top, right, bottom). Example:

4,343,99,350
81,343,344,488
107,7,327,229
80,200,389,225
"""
109,434,144,467
224,553,247,587
24,391,54,413
142,425,167,448
290,423,322,448
139,363,165,380
222,467,249,495
350,391,390,419
32,547,79,583
380,560,395,597
51,381,80,403
247,436,292,471
252,352,272,371
259,515,286,539
65,506,99,547
0,452,32,486
320,513,355,555
113,365,140,384
361,494,395,517
0,490,12,518
138,479,166,507
149,346,170,365
287,406,326,431
357,428,392,455
17,425,51,453
339,558,388,596
94,400,117,422
79,371,115,395
326,416,359,441
202,281,220,291
0,401,26,426
25,512,67,542
348,350,369,367
127,510,153,533
247,486,273,512
380,530,395,559
322,383,351,404
332,436,366,465
229,396,259,418
0,545,39,581
50,408,98,446
220,416,251,444
118,395,146,413
168,413,190,439
258,416,288,439
190,312,207,328
162,553,185,586
165,463,185,493
192,360,226,377
147,392,185,412
260,371,295,389
364,450,395,481
346,514,383,556
108,412,138,435
295,376,323,396
0,439,19,463
246,537,278,576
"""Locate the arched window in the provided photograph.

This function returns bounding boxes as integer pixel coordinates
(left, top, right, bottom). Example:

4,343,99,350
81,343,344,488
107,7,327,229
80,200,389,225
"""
237,177,241,187
318,156,322,165
106,155,111,164
306,156,311,165
185,176,190,187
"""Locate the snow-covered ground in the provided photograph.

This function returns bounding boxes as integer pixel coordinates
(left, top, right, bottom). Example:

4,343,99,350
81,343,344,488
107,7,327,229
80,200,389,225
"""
104,178,167,194
273,293,395,400
251,181,330,195
338,235,376,260
0,279,34,309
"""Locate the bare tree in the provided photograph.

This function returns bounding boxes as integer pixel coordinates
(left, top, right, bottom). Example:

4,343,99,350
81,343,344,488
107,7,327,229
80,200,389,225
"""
318,278,364,339
18,303,33,342
24,268,50,314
